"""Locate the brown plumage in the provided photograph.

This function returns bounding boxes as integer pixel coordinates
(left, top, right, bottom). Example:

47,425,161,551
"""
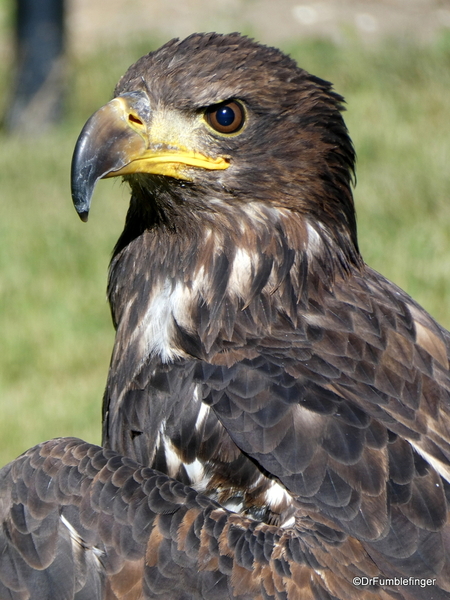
1,33,450,599
0,438,402,600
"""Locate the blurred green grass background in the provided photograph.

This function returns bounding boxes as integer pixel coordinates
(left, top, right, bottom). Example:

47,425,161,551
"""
1,33,450,466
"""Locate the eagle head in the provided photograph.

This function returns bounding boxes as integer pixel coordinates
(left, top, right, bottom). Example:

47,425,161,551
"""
71,33,360,269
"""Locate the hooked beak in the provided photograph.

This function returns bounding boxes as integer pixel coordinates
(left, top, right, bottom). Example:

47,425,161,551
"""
71,91,230,221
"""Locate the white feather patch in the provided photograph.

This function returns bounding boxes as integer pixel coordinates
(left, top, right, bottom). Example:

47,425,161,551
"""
281,515,295,529
228,247,257,298
305,221,324,260
60,514,104,559
183,458,206,484
223,499,245,514
140,280,194,362
161,432,211,490
264,480,291,508
195,401,210,432
162,434,182,477
410,442,450,484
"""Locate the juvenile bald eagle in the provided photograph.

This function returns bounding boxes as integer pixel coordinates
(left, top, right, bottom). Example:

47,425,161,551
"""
1,33,450,599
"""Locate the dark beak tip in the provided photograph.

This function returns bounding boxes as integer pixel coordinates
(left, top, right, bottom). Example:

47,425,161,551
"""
78,211,89,222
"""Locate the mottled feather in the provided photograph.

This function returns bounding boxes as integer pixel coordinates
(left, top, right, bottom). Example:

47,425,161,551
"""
0,438,429,600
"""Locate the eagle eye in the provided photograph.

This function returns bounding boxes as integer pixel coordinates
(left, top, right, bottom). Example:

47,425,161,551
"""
205,100,245,134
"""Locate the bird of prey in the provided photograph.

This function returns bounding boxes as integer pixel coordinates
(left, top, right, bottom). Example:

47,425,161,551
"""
1,32,450,600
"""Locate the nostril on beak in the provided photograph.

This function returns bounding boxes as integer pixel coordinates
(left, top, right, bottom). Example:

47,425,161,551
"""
128,114,144,126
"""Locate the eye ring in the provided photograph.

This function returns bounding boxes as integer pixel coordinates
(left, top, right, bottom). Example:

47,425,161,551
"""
205,100,245,134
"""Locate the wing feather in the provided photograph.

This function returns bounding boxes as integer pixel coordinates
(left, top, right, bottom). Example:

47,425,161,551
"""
4,438,432,599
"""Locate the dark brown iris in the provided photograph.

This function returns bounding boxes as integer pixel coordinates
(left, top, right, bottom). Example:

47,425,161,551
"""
205,100,245,134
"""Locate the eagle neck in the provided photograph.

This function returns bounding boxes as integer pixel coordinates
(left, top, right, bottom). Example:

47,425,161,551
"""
107,201,362,363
